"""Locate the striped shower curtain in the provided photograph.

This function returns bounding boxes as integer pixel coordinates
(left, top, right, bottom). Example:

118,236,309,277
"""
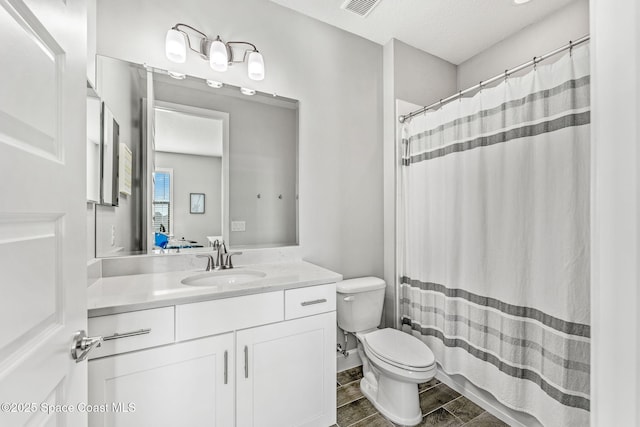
400,46,590,427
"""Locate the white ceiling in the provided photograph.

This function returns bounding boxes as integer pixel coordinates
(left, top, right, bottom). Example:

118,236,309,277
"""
269,0,576,65
154,108,223,157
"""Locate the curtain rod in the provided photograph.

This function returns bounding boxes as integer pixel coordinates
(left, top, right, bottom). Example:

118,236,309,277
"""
398,34,590,124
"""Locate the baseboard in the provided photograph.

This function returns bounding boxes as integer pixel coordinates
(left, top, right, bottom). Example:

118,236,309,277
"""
336,349,362,373
435,369,542,427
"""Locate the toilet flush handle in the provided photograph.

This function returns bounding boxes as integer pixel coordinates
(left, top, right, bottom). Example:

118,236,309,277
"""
343,296,355,302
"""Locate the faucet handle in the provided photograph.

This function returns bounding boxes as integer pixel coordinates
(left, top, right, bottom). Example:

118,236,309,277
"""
196,254,214,271
224,251,243,269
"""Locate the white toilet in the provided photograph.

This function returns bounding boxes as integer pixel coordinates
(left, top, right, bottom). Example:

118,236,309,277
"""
337,277,437,426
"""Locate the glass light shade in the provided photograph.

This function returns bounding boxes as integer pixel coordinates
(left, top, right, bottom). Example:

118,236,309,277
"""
206,79,223,88
165,29,187,63
247,51,265,81
168,71,186,80
209,40,229,72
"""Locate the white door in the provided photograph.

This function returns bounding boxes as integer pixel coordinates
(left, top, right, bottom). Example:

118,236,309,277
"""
236,312,337,427
88,334,235,427
0,0,87,425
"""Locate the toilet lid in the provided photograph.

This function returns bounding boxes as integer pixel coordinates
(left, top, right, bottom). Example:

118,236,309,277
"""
364,329,435,369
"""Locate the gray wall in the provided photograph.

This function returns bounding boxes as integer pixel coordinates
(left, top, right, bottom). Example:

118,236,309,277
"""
155,152,222,246
457,0,589,89
393,39,458,107
97,0,383,278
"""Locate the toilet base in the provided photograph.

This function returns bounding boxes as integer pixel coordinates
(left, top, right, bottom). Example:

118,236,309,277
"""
360,374,423,426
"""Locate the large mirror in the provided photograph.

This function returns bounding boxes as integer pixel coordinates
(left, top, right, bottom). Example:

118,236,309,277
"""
90,55,299,257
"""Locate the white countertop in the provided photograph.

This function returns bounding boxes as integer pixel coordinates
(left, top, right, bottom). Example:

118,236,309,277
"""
87,260,342,317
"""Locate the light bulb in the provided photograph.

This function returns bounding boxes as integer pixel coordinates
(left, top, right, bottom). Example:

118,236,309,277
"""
209,40,229,72
165,29,187,63
247,51,265,81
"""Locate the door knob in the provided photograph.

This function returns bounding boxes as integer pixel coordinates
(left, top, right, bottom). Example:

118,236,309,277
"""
70,330,103,363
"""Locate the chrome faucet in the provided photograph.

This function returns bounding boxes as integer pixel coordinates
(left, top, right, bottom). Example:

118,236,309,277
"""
216,240,243,269
197,240,242,270
213,240,225,269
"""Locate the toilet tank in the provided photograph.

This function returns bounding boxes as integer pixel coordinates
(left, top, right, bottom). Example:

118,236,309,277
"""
336,277,386,333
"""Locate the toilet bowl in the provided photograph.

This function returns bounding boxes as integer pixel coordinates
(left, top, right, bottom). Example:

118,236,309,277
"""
337,278,437,426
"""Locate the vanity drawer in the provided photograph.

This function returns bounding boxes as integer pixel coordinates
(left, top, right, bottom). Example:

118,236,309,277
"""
175,291,284,341
88,306,175,359
285,283,336,320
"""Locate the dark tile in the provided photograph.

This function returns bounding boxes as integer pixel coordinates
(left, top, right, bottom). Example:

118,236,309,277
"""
351,413,393,427
418,383,461,416
418,378,440,392
417,407,464,427
337,366,364,386
462,411,509,427
338,381,364,407
444,397,485,423
337,397,377,427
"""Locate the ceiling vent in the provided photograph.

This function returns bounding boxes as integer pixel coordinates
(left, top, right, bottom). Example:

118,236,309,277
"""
340,0,382,17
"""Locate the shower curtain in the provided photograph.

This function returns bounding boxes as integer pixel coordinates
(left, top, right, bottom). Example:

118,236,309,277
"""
400,46,590,427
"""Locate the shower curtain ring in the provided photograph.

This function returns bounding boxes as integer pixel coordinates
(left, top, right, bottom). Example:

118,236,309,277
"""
533,56,538,70
569,40,573,56
478,81,483,92
504,70,509,82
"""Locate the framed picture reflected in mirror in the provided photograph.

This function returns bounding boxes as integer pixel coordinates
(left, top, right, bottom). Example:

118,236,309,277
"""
190,193,205,214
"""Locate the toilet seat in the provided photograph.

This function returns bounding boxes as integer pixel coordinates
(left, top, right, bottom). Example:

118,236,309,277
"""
361,328,435,371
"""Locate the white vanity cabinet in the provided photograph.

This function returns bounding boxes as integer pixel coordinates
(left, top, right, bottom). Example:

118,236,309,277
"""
88,332,234,427
236,311,336,427
88,282,337,427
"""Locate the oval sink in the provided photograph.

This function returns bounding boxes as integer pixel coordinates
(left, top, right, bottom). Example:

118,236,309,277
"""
181,270,266,287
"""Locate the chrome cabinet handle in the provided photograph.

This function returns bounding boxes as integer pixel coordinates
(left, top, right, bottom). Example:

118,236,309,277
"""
224,350,228,385
244,345,249,378
301,298,327,306
103,328,151,341
70,330,103,363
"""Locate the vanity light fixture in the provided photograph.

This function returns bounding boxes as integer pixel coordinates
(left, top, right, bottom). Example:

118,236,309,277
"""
513,0,531,4
206,79,223,88
168,71,186,80
240,87,256,96
165,23,265,81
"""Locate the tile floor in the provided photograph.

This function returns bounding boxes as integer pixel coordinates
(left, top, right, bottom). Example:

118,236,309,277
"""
333,366,509,427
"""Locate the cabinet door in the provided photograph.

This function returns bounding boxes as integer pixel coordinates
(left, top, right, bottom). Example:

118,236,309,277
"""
89,333,234,427
237,312,337,427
